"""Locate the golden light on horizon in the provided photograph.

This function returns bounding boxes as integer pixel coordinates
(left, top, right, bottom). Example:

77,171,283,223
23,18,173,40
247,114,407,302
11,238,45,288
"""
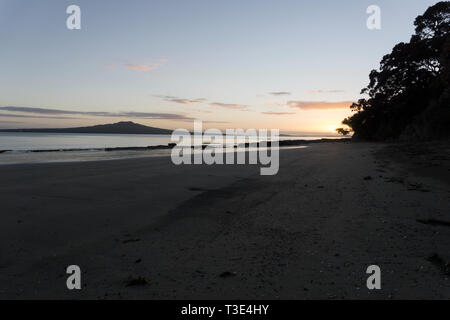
324,124,340,133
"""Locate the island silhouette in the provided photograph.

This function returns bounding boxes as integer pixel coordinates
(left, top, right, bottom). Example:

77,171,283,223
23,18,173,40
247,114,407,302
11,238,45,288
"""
0,121,173,135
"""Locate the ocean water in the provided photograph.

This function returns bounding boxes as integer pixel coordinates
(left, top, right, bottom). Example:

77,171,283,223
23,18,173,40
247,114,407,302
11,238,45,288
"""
0,132,338,165
0,132,339,151
0,132,172,151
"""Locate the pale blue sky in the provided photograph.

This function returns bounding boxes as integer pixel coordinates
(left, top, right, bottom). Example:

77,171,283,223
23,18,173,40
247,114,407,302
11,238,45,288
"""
0,0,442,132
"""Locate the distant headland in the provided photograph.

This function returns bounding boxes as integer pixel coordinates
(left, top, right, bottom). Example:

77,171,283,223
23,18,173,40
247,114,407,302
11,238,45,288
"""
0,121,173,135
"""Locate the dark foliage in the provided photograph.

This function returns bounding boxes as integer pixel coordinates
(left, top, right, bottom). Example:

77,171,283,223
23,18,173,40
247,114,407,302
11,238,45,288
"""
343,2,450,140
335,127,351,136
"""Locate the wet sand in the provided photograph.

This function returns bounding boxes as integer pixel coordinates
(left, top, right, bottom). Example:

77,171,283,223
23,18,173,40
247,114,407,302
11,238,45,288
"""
0,142,449,299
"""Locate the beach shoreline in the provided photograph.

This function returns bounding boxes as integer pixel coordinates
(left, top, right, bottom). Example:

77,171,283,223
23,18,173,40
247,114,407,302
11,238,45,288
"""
0,141,448,299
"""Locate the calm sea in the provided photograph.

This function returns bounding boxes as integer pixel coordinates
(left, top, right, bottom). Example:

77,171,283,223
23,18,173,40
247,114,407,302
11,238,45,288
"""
0,132,340,165
0,132,339,151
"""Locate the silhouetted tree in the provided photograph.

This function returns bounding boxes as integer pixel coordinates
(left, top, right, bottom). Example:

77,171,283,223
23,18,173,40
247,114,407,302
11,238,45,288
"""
342,1,450,140
336,128,351,136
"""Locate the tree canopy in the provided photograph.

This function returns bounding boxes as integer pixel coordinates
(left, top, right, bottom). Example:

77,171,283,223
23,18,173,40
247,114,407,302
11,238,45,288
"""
342,1,450,140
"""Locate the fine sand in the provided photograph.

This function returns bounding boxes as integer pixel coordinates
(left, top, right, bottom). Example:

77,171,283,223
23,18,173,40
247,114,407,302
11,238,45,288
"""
0,142,449,299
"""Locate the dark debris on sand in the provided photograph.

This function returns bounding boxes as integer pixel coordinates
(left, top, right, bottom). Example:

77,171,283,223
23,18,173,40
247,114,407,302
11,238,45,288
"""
125,276,149,287
426,253,450,276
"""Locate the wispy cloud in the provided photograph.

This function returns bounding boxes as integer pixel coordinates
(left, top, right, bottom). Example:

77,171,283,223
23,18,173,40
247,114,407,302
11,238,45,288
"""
287,101,352,110
155,96,248,110
1,106,86,115
209,102,248,110
0,120,23,125
0,112,80,120
154,95,177,100
155,95,206,105
261,111,296,115
0,106,193,121
307,89,345,94
126,59,167,72
269,92,291,96
169,98,205,105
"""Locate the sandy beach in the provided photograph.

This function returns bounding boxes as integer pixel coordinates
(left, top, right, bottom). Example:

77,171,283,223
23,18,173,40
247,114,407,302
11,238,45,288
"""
0,142,449,299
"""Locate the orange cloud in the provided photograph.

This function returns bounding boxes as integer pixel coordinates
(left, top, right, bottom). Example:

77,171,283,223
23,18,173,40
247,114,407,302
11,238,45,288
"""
287,101,353,110
126,59,167,72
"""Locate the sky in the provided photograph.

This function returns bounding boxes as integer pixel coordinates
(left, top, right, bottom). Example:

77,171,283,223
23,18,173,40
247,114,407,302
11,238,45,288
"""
0,0,443,133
